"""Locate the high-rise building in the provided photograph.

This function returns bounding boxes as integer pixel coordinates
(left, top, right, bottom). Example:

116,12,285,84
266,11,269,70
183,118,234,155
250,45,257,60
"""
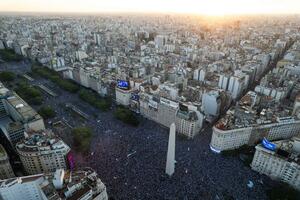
0,82,44,151
0,168,108,200
154,35,165,49
202,90,221,117
0,145,15,180
175,104,204,139
94,33,101,46
227,76,245,100
115,87,132,106
211,91,300,152
16,131,71,175
251,137,300,190
139,93,179,128
1,122,25,149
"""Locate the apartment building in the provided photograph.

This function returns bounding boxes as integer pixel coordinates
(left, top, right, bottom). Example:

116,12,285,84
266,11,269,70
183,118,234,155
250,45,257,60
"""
251,137,300,190
0,145,15,180
16,131,70,175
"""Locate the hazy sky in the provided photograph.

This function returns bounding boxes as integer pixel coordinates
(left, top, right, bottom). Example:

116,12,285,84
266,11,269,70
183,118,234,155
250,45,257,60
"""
0,0,300,15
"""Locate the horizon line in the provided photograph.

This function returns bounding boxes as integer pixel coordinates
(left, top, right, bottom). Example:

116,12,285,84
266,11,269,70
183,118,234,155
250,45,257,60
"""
0,10,300,17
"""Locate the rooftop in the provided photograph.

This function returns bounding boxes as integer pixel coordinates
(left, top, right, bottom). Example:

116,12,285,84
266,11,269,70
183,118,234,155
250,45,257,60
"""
6,92,42,123
215,91,296,130
16,131,70,153
257,136,300,165
0,168,107,200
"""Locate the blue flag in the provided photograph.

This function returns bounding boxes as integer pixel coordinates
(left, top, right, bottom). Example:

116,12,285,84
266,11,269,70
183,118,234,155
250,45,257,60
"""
262,138,276,151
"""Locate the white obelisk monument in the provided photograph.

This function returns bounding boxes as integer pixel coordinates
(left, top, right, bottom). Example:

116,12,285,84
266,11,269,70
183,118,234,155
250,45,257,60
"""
166,123,176,176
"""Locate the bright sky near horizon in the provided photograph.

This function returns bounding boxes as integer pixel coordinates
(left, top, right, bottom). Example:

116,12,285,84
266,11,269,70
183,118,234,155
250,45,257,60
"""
0,0,300,15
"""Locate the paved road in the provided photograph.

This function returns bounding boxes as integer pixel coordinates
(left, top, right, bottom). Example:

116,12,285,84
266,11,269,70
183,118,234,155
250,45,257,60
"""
0,62,274,200
36,79,273,200
0,60,31,74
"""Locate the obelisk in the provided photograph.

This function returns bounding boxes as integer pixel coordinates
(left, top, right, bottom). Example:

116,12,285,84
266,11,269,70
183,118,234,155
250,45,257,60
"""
166,123,176,176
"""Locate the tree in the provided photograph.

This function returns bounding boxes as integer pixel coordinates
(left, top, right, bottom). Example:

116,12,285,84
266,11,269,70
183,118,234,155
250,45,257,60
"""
0,71,15,82
0,49,23,62
114,106,139,126
15,83,43,105
38,106,56,119
79,89,111,111
72,127,93,153
32,66,79,93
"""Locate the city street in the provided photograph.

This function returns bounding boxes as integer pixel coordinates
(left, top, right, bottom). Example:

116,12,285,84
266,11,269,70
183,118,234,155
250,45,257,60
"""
30,74,272,200
0,61,273,200
1,9,300,200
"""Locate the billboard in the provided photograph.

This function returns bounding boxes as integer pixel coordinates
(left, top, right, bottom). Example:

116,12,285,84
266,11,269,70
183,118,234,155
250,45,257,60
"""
262,138,276,151
117,80,129,90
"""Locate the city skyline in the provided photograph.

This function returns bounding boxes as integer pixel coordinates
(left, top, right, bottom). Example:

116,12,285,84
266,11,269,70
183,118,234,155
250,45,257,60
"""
0,0,300,15
1,3,300,199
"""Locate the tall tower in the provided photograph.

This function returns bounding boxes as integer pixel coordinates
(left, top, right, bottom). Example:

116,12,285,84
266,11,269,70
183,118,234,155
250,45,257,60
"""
166,123,176,176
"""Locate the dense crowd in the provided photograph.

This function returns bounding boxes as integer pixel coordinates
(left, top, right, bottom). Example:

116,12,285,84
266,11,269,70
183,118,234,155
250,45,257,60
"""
2,61,273,200
44,82,271,200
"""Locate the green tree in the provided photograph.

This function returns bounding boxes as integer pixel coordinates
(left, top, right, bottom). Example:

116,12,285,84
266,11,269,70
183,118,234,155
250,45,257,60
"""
38,106,56,119
114,106,139,126
79,89,111,111
15,83,43,105
0,49,23,62
0,71,15,82
32,66,79,93
72,127,93,153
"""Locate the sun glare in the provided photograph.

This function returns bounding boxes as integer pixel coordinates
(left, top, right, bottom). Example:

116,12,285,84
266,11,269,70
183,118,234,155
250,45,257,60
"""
0,0,299,15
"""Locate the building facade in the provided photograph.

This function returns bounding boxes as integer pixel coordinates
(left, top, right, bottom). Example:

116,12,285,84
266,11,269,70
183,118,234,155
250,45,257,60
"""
175,107,204,139
0,168,108,200
115,87,132,106
210,119,300,152
0,145,15,180
16,132,70,175
251,137,300,190
139,93,178,128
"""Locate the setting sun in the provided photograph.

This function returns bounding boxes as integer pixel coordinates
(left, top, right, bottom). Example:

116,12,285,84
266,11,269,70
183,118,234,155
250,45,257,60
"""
0,0,300,15
1,0,300,198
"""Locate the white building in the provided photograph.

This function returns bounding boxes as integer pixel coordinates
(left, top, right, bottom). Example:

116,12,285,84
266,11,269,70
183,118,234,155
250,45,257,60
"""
75,51,88,61
227,75,247,100
193,68,206,82
202,90,221,117
154,35,165,49
159,83,179,101
255,85,287,102
218,74,229,90
175,104,204,139
139,93,178,128
251,137,300,190
51,57,67,71
115,87,132,106
0,174,46,200
0,168,108,200
210,91,300,152
94,33,101,46
16,132,70,175
211,118,300,152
